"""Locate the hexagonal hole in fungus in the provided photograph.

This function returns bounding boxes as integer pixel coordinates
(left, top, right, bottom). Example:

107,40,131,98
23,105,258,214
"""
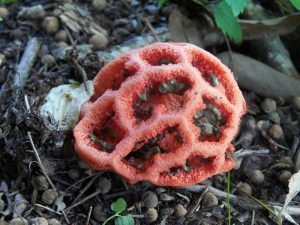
189,51,234,102
111,63,139,91
123,125,183,171
133,78,191,123
139,47,181,66
161,155,217,177
89,111,125,153
193,101,227,142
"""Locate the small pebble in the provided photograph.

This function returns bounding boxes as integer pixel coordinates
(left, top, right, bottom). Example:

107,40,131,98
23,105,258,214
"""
97,176,111,194
9,218,29,225
32,217,48,225
237,182,252,196
89,33,109,50
279,156,293,166
92,0,107,11
42,189,58,205
32,175,49,191
54,30,68,42
202,192,218,208
41,55,56,68
0,199,4,211
291,96,300,112
18,5,45,19
256,120,270,132
47,219,60,225
93,205,106,222
268,124,284,139
145,208,158,223
174,204,187,217
279,170,292,185
42,17,60,34
0,7,9,19
249,170,264,185
142,191,158,208
52,9,62,17
261,98,277,114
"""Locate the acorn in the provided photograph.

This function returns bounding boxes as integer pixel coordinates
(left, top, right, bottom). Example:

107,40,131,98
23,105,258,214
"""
202,192,218,208
268,124,284,139
47,219,60,225
97,176,111,194
41,54,56,68
41,189,58,205
92,205,106,222
279,156,293,166
92,0,107,11
237,182,252,196
174,204,187,217
54,30,68,43
0,7,9,19
32,217,48,225
142,191,158,208
249,170,264,185
261,98,277,114
89,33,109,50
32,175,49,191
0,199,4,211
42,16,60,35
279,170,292,185
9,218,29,225
291,96,300,112
144,208,158,223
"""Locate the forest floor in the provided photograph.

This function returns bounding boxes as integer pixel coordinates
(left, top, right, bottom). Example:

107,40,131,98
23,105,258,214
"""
0,0,300,225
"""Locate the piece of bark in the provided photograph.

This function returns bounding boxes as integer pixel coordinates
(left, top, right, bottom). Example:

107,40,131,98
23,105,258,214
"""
13,38,41,88
243,1,299,78
218,52,300,98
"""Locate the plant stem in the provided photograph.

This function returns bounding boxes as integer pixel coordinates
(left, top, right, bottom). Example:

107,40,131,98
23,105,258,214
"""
227,171,231,225
102,213,121,225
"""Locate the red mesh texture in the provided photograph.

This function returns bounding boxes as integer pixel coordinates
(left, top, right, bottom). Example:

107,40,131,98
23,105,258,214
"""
74,42,246,186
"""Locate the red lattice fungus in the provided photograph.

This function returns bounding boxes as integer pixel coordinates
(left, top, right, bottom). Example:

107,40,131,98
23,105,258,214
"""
74,42,246,186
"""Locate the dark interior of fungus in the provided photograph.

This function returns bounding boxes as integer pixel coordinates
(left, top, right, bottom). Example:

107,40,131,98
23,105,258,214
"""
133,78,191,123
89,112,118,152
124,125,183,171
193,102,225,142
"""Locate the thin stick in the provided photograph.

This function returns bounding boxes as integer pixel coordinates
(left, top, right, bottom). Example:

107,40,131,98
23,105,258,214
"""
227,172,231,225
142,17,161,42
27,132,57,191
34,204,62,215
85,206,93,225
24,94,30,112
65,172,103,191
65,189,102,211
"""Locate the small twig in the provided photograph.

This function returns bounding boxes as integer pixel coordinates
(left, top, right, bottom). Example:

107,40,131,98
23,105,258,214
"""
65,189,102,211
27,132,57,191
141,17,161,42
234,148,270,158
251,210,255,225
85,206,93,225
187,187,208,216
65,172,102,191
70,174,100,206
24,94,30,112
72,58,90,95
34,204,62,215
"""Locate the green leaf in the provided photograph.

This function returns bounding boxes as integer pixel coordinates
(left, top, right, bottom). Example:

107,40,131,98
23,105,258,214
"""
289,0,300,10
225,0,249,16
111,198,127,213
214,0,242,42
157,0,167,7
115,215,135,225
0,17,3,22
0,0,17,4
